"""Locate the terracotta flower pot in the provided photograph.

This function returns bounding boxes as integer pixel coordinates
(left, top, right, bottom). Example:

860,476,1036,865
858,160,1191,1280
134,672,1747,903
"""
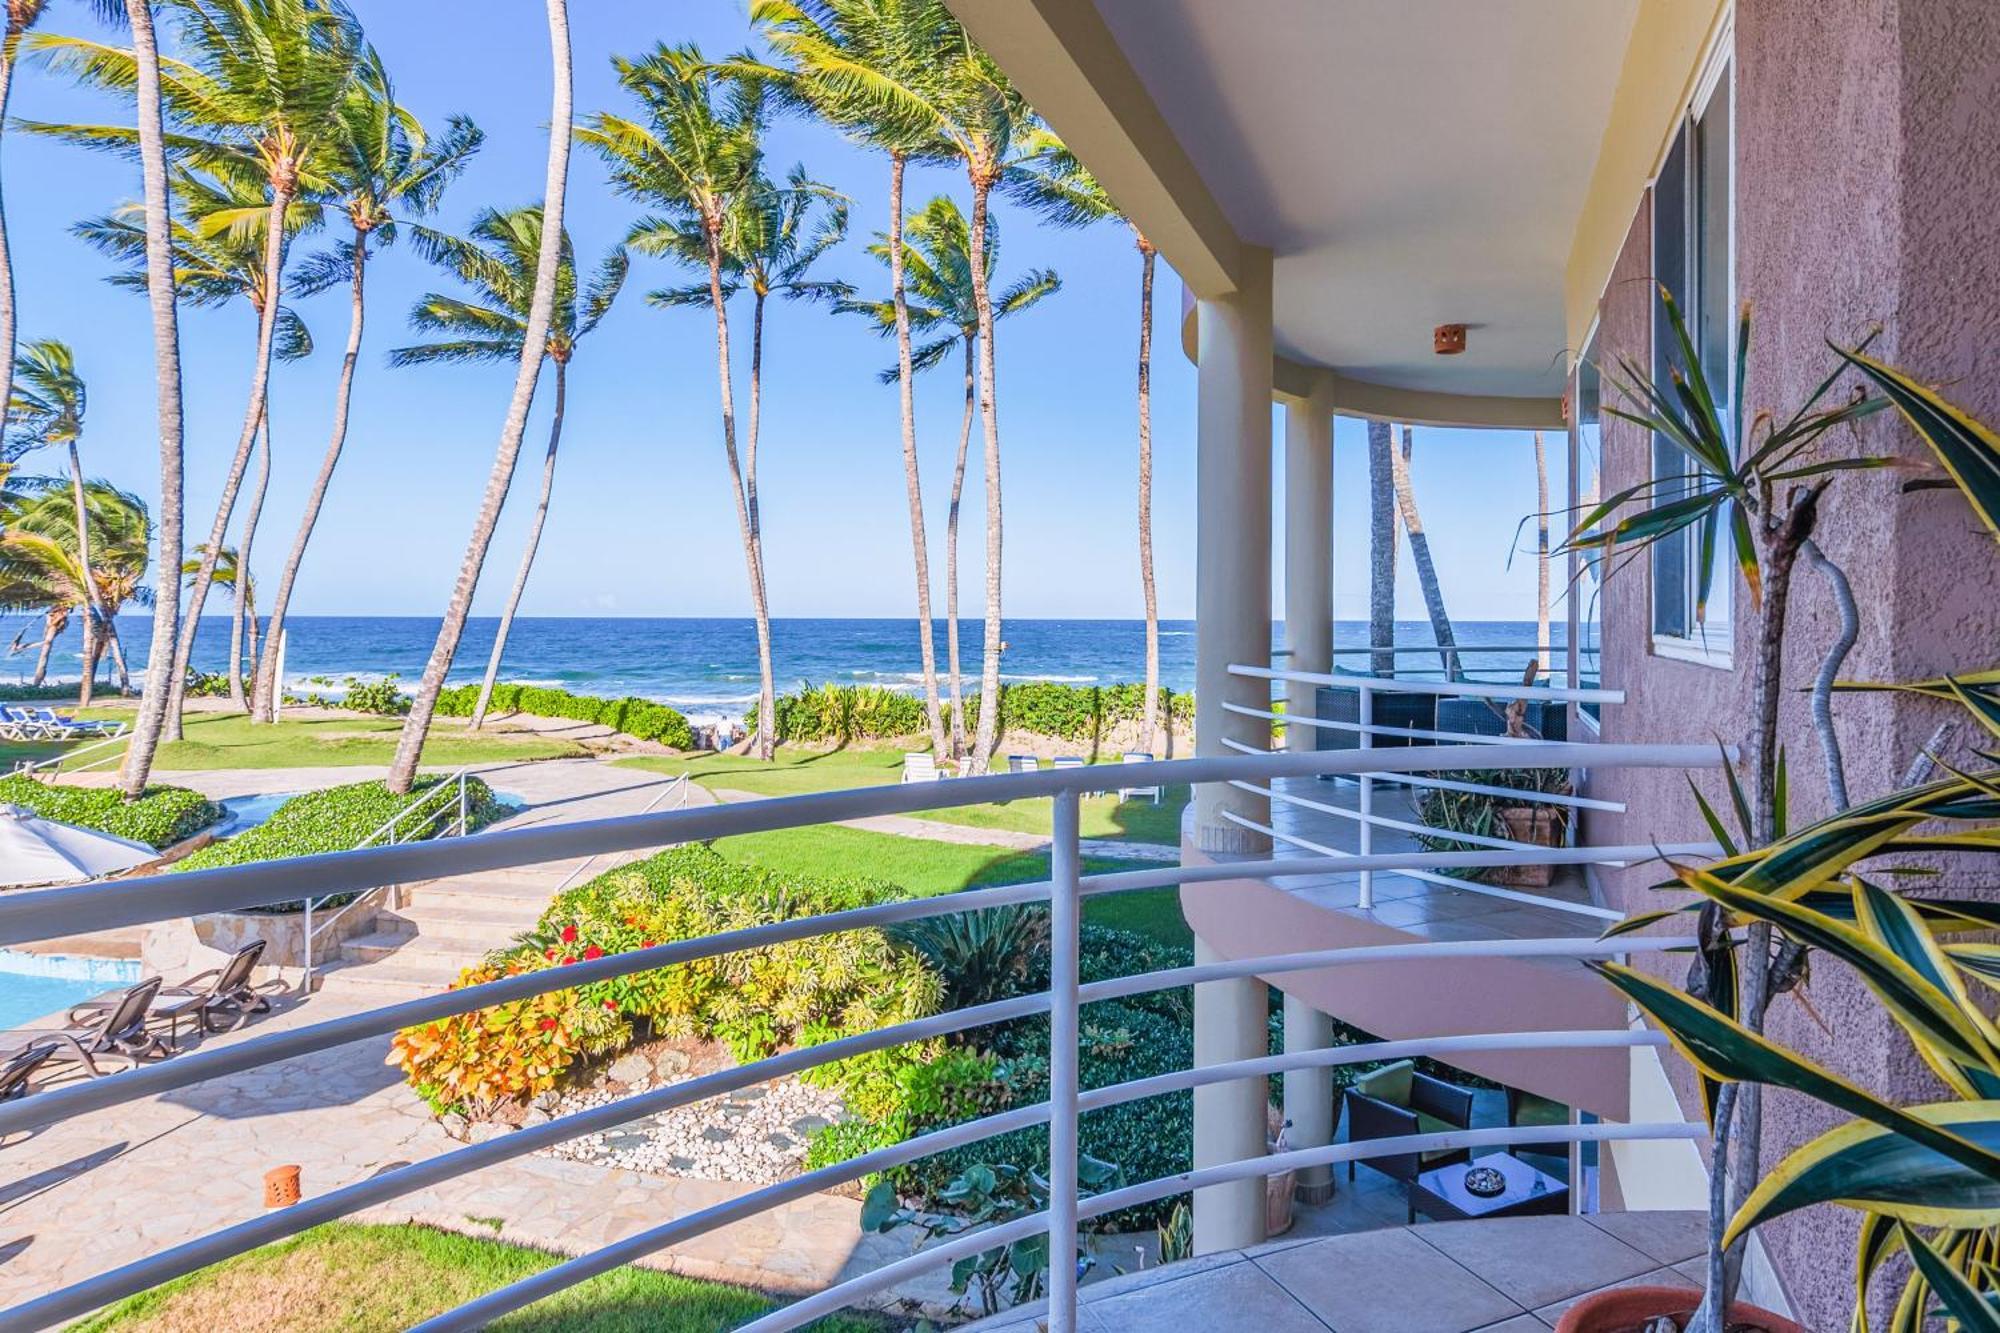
1265,1168,1296,1237
1552,1284,1804,1333
1495,805,1565,887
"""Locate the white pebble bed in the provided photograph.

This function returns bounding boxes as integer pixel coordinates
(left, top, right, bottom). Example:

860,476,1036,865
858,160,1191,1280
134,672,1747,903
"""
537,1073,848,1184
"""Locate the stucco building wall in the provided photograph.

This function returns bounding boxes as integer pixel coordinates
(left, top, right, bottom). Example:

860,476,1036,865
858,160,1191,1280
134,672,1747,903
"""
1585,1,1999,1326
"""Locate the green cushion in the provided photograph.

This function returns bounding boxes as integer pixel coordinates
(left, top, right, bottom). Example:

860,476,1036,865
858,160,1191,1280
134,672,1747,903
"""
1417,1112,1461,1163
1356,1060,1415,1107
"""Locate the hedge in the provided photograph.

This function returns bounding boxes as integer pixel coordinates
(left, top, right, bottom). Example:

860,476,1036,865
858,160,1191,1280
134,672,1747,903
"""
748,681,1195,746
172,775,500,884
432,683,693,750
0,773,220,850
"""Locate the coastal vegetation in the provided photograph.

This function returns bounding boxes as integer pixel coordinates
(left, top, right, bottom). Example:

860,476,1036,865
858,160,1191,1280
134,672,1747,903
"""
433,681,694,749
0,479,150,693
0,771,215,848
741,679,1191,749
68,1221,882,1332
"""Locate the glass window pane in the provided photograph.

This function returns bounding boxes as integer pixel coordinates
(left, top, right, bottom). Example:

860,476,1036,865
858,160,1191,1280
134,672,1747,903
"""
1694,67,1733,432
1651,128,1690,640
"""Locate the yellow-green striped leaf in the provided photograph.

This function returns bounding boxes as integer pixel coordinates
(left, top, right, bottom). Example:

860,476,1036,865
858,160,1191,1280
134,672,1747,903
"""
1900,1223,2000,1332
1837,347,2000,541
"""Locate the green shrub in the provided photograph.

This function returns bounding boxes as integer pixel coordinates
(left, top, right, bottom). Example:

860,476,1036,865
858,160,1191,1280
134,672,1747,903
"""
340,675,410,716
748,681,1193,747
183,670,230,699
0,774,219,850
171,775,500,894
432,681,692,749
749,683,926,744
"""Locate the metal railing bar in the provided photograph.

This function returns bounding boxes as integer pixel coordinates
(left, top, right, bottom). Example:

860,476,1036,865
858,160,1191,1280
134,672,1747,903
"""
1229,662,1624,705
0,990,1055,1331
0,742,1724,946
549,771,691,897
1361,769,1625,814
1216,810,1632,921
1226,702,1555,747
1327,644,1588,656
1234,779,1581,852
741,1121,1703,1333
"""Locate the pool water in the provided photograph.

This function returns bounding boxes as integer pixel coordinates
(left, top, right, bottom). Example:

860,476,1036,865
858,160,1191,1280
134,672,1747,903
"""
215,791,297,836
0,950,141,1028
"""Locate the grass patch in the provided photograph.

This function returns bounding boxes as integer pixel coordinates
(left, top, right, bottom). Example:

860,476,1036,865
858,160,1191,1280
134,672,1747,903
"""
908,784,1186,844
148,713,587,770
711,824,1191,947
70,1221,881,1332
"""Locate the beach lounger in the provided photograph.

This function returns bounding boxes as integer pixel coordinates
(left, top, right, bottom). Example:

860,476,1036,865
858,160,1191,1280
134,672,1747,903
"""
75,940,271,1040
1050,756,1085,772
901,752,942,783
32,708,123,739
0,1044,56,1102
1118,752,1163,803
0,707,51,740
1006,754,1039,774
25,708,81,739
0,976,169,1077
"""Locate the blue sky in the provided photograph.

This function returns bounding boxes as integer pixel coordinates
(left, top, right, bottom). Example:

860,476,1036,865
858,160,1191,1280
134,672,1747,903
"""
5,0,1565,623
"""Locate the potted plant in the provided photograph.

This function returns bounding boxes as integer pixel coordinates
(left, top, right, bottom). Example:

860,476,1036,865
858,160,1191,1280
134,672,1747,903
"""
1553,290,2000,1332
1416,766,1573,887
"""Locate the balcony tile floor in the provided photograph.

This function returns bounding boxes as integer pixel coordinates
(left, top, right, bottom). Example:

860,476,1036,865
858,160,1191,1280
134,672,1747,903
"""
968,1210,1709,1332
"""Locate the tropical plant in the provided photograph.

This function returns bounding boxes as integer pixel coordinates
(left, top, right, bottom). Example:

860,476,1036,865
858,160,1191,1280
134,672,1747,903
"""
181,542,256,688
389,204,620,731
250,50,480,724
840,195,1058,756
0,772,216,849
891,904,1049,1013
1006,125,1171,749
0,479,150,690
431,681,692,749
1571,302,2000,1329
750,0,971,762
633,154,849,757
387,0,574,797
27,0,367,740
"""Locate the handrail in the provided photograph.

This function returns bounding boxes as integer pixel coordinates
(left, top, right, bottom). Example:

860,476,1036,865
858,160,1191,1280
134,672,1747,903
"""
1231,661,1622,705
0,743,1730,1332
548,770,691,896
9,728,128,779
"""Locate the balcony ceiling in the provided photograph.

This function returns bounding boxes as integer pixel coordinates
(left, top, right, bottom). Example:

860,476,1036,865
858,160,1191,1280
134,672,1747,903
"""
1091,0,1639,401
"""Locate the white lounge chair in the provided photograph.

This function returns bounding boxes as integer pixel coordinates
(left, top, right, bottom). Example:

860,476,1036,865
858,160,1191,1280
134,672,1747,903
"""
901,752,942,783
1006,754,1039,774
1118,752,1163,804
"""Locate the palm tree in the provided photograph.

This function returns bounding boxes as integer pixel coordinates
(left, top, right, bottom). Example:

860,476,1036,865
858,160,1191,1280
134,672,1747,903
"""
642,161,850,755
0,479,150,691
5,338,109,704
580,45,776,757
183,542,255,684
1388,425,1458,679
1532,430,1551,673
0,1,127,459
1006,126,1165,749
77,165,318,705
389,205,625,731
29,0,364,740
839,195,1057,756
750,0,970,761
1367,419,1396,675
249,51,480,722
385,0,574,796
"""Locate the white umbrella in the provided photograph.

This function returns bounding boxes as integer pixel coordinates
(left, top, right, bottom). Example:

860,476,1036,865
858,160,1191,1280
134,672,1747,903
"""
0,803,157,887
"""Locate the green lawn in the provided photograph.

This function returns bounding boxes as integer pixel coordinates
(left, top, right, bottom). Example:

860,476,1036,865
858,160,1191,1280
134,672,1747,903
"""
72,1222,880,1333
711,823,1192,947
39,710,591,771
623,747,1186,845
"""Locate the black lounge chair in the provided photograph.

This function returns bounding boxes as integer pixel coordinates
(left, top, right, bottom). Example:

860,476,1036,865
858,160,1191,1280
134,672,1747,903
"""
0,976,168,1077
1343,1060,1476,1221
73,940,272,1040
0,1044,56,1101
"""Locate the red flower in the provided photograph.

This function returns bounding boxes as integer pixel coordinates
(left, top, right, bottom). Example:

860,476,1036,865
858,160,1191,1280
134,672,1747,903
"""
559,924,578,944
562,956,577,966
602,999,618,1011
582,945,604,961
641,940,657,950
544,948,558,961
538,1018,558,1031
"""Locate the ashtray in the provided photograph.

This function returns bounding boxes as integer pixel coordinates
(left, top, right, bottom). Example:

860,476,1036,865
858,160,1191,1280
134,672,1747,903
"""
1462,1166,1507,1197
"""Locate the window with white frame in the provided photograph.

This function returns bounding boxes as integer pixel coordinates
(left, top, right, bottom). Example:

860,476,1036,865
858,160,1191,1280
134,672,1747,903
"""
1570,323,1604,725
1649,45,1734,663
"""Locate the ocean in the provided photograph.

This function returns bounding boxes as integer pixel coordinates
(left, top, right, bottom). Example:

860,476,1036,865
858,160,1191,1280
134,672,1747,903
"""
15,616,1578,729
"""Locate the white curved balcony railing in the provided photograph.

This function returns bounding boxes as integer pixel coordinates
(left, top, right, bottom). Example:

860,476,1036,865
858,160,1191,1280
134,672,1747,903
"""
0,743,1723,1333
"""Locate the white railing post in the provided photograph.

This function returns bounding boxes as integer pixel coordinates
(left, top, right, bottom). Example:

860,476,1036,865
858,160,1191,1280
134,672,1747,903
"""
1356,680,1374,909
300,895,315,996
456,773,468,836
1047,788,1082,1333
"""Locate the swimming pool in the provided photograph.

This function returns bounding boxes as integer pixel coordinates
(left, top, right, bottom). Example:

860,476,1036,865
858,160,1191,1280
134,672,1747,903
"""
214,791,297,836
0,950,142,1028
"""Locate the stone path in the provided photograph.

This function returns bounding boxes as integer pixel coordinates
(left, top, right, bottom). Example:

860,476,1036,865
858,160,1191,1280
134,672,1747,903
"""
712,788,1180,862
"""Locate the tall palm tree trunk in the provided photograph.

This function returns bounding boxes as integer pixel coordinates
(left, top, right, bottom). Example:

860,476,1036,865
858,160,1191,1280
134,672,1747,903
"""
1390,425,1458,679
888,154,947,758
118,0,184,799
945,335,973,757
702,225,772,760
1366,419,1397,677
966,175,1003,774
1533,430,1551,673
1135,237,1159,752
163,183,294,740
30,608,62,686
106,615,130,692
471,358,563,731
744,289,775,760
65,442,102,708
230,408,271,708
387,0,572,796
255,234,366,723
0,32,21,448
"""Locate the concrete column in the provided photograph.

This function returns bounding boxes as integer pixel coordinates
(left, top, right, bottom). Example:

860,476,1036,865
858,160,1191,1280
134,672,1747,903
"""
1192,936,1268,1253
1282,993,1336,1204
1282,383,1336,739
1191,247,1274,852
